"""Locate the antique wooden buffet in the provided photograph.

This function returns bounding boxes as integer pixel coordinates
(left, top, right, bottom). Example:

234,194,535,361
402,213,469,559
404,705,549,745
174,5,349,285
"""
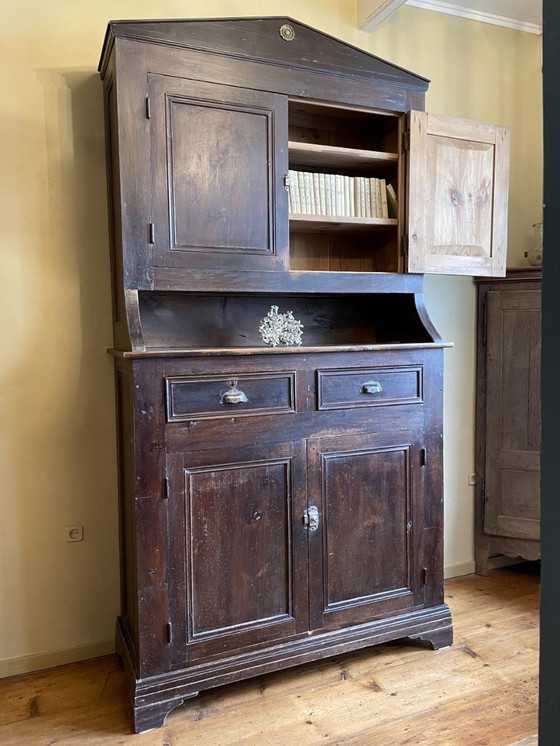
98,17,510,732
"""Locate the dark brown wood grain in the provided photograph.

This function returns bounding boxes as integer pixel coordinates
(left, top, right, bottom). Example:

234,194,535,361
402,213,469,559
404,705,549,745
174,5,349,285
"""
99,17,453,733
475,270,541,574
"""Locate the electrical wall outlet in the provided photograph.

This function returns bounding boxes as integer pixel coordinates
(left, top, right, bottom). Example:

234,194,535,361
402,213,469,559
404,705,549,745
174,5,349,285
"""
66,525,84,542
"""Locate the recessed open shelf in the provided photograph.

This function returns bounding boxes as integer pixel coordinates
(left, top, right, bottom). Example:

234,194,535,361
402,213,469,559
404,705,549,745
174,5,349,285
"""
289,141,398,171
138,292,434,350
290,214,398,231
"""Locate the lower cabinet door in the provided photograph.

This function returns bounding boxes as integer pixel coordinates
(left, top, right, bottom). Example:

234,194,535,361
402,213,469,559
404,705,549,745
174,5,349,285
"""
307,430,425,631
166,440,309,665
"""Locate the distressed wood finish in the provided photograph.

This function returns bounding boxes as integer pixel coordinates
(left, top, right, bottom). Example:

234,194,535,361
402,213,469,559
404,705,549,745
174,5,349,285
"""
475,269,541,575
98,16,508,732
0,566,538,744
113,345,451,731
407,111,509,275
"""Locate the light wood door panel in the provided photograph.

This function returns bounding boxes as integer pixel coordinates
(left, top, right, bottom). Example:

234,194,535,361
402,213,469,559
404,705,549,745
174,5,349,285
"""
407,111,509,276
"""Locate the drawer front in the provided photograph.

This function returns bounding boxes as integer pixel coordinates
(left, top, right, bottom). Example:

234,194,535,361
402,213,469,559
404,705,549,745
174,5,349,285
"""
317,366,423,410
166,372,296,421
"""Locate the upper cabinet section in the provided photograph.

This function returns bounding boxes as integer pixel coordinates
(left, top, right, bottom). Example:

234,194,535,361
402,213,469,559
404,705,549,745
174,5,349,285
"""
407,112,510,277
99,16,509,297
149,74,289,272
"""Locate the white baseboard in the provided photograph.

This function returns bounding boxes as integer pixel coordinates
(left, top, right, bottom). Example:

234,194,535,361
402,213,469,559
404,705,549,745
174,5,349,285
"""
444,555,526,580
0,555,530,679
0,639,114,679
444,560,476,579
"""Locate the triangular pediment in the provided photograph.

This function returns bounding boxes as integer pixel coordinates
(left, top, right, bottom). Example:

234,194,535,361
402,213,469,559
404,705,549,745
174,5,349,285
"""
99,16,428,91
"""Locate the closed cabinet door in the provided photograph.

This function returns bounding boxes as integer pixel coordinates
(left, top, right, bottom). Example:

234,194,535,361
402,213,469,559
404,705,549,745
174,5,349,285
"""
484,288,541,540
148,74,289,272
166,440,308,666
307,430,426,632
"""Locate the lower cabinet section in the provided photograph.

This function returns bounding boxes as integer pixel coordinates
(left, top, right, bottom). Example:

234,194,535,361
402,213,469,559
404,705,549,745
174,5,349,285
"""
114,349,452,732
307,431,425,632
166,441,309,663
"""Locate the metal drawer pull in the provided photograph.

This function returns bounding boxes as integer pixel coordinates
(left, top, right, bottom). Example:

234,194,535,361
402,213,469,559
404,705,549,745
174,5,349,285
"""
221,380,248,405
361,380,383,395
303,506,320,531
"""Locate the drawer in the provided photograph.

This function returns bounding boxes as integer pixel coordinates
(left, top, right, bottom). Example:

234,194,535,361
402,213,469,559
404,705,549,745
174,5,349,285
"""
317,366,423,410
166,372,296,421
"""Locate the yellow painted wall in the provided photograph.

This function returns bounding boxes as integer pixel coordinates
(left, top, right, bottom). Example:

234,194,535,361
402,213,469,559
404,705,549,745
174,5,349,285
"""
0,1,542,673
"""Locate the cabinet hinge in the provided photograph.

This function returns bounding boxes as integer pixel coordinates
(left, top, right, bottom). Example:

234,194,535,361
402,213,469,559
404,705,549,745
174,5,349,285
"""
420,447,427,467
148,222,155,245
283,172,290,191
422,567,428,585
162,476,170,500
166,622,173,643
401,234,409,261
480,479,486,523
145,95,151,120
402,130,411,152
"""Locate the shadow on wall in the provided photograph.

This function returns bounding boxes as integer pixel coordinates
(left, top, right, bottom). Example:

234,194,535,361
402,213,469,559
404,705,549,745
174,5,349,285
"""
2,67,119,664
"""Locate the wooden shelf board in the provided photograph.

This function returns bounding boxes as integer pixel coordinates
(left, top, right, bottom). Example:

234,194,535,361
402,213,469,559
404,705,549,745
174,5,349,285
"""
289,141,398,170
290,214,398,232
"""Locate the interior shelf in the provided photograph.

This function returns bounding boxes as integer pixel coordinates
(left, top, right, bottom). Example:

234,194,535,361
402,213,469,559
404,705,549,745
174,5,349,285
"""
288,141,398,171
290,214,398,232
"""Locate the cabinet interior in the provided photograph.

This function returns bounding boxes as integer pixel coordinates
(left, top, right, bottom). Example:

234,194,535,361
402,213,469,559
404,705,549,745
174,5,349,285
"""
288,100,402,274
138,292,433,349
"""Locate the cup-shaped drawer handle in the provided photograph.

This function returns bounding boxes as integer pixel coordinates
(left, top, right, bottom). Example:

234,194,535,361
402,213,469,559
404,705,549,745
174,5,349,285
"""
361,380,383,395
221,380,248,405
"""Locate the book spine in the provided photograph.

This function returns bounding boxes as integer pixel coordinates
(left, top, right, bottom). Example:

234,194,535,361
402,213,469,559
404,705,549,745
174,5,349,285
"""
386,182,398,218
289,170,300,214
325,173,333,216
364,178,372,218
318,173,327,216
335,174,344,216
370,177,379,218
312,172,320,215
379,178,388,218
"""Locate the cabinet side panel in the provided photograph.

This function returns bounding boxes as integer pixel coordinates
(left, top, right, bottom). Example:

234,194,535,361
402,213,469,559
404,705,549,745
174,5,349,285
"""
419,349,444,605
115,363,139,659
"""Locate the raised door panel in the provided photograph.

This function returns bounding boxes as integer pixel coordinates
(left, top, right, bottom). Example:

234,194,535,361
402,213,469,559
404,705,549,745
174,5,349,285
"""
407,111,509,276
149,74,289,272
484,288,541,540
307,430,424,631
166,440,308,665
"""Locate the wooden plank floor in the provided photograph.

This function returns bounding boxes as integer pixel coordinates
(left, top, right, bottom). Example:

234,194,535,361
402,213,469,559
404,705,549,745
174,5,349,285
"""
0,565,539,745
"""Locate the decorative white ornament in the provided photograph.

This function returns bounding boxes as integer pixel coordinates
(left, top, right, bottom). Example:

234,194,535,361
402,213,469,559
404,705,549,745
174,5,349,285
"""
258,305,303,347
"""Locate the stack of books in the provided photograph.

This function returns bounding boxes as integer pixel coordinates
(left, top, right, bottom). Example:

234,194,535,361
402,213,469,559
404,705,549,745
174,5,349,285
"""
288,170,398,219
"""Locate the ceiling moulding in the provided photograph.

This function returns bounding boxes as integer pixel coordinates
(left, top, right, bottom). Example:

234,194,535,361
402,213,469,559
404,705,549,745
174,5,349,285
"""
359,0,542,35
358,0,408,31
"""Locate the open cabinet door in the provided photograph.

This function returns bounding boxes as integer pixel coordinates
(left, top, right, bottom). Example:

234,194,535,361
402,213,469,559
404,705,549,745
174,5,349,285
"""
407,111,509,276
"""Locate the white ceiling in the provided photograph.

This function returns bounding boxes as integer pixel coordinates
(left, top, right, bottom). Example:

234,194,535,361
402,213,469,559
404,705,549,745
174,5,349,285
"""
358,0,542,34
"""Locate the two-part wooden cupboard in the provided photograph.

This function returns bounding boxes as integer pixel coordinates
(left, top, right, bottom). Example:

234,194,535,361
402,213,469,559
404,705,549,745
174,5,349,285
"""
98,17,510,731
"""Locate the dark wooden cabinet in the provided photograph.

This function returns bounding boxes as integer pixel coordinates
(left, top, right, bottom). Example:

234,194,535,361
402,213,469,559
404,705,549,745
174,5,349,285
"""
99,17,509,732
475,269,541,574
